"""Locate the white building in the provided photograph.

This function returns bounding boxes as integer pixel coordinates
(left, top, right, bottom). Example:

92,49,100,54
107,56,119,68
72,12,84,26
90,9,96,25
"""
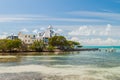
18,25,58,44
18,32,36,44
36,25,58,44
7,33,18,40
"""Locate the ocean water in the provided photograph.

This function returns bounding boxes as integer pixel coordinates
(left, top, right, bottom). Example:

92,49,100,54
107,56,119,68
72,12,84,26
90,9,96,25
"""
0,46,120,80
83,45,120,49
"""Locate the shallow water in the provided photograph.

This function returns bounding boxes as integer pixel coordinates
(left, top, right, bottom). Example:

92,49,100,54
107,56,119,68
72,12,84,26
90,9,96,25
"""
0,48,120,80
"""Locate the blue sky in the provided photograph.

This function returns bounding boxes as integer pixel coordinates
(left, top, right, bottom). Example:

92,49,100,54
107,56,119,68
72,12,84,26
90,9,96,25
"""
0,0,120,45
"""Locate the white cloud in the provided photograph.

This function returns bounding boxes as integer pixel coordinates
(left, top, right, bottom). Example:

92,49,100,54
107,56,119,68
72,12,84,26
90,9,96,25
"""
69,37,120,46
68,24,120,45
0,32,8,39
68,11,120,20
40,27,45,31
0,11,119,23
0,15,47,22
2,32,8,35
71,37,80,42
20,28,29,32
32,29,38,33
0,35,7,39
79,38,120,46
44,17,107,22
68,24,113,36
0,17,32,22
106,24,112,31
0,14,108,23
69,25,96,36
99,24,112,36
55,29,63,33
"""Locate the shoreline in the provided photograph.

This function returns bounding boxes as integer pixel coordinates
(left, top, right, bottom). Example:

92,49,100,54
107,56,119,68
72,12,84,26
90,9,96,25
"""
0,48,99,55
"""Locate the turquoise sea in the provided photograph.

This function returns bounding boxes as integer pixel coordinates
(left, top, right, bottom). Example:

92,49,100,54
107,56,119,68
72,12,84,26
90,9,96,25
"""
0,46,120,80
83,46,120,48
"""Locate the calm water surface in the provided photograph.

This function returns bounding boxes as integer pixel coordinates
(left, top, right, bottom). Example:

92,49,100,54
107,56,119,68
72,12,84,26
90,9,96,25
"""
0,48,120,68
0,47,120,80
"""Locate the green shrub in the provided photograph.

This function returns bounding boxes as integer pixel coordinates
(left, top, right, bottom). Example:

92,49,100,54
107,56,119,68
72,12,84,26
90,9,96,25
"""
46,45,54,51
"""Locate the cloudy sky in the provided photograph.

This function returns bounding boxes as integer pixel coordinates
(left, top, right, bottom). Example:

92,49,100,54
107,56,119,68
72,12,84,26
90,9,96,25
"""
0,0,120,45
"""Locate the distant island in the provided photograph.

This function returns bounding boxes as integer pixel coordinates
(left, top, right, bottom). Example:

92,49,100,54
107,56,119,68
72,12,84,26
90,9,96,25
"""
0,25,82,53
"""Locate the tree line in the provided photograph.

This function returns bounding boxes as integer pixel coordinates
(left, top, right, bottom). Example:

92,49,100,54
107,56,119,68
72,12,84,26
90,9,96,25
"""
0,36,81,52
31,36,81,52
0,39,22,52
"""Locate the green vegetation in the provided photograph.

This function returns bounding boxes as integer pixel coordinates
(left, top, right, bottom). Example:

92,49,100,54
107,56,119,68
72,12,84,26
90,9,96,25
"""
0,39,22,52
30,36,80,52
0,39,8,52
46,45,54,51
0,36,81,52
30,40,45,52
48,36,80,50
6,39,22,52
49,36,68,49
67,40,80,49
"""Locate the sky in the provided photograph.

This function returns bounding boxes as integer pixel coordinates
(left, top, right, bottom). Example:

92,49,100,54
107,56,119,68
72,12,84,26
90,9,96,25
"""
0,0,120,45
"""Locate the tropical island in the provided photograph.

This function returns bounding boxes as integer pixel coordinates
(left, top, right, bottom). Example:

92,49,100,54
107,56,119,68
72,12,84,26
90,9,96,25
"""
0,0,120,80
0,25,82,54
